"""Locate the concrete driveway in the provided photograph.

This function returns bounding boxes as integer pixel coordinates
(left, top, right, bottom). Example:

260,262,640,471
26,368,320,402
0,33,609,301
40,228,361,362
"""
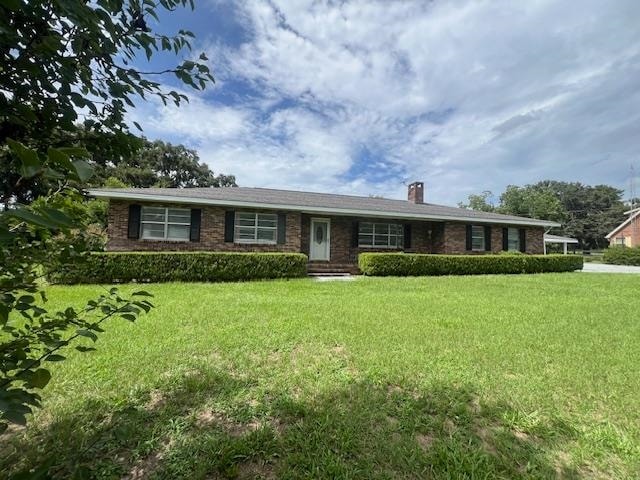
582,263,640,274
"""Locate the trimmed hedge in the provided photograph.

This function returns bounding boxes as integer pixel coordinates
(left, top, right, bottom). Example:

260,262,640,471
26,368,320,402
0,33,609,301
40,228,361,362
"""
358,253,583,276
50,252,308,284
602,246,640,266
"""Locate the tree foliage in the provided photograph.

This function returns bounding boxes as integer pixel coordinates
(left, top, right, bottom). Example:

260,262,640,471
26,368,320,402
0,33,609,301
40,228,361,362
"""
89,138,237,188
499,185,566,223
0,0,214,204
460,181,628,248
0,0,214,429
458,191,496,212
0,159,155,431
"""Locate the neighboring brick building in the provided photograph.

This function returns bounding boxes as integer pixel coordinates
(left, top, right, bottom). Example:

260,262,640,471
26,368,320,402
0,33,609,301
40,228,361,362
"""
92,182,556,273
605,209,640,247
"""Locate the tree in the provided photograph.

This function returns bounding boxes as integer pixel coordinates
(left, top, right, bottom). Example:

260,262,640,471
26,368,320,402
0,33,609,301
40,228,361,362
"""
1,0,214,430
458,191,496,212
0,0,214,204
461,181,628,248
498,185,566,222
90,138,237,188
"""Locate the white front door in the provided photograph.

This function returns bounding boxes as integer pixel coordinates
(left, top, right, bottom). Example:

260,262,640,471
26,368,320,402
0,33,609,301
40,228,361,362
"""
310,218,330,261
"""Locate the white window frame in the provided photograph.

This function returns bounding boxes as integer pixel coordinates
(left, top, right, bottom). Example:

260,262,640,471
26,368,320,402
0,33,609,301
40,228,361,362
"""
234,212,278,244
615,237,625,246
507,227,520,252
140,206,191,241
471,225,485,251
358,222,404,249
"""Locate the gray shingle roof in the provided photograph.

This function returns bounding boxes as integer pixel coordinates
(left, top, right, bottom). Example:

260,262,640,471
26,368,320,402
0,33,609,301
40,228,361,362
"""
89,186,559,227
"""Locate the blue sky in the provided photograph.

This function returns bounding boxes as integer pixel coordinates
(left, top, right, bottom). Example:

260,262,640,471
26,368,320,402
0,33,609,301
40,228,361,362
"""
129,0,640,205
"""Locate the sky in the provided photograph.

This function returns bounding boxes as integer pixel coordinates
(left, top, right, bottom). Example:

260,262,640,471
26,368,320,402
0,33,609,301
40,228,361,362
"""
129,0,640,206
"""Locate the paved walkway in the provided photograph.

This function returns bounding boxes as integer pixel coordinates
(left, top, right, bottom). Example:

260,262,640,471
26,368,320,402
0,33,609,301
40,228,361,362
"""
582,263,640,274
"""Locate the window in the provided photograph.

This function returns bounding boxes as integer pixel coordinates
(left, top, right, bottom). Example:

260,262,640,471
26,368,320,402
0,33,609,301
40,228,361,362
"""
507,227,520,251
358,222,404,248
141,206,190,241
615,237,625,246
235,212,277,244
471,225,485,251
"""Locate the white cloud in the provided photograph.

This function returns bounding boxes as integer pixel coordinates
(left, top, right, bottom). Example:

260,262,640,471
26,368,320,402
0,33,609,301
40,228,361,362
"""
134,0,640,204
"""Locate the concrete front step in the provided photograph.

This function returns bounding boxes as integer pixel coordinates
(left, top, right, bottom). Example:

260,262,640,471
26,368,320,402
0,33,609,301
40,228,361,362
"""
307,272,353,277
307,262,358,275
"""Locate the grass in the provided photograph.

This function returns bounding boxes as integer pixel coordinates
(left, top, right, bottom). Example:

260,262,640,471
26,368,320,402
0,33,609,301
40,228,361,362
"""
2,274,639,479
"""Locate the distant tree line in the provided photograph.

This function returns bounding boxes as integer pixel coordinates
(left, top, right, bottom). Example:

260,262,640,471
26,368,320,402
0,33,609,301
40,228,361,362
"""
459,181,629,249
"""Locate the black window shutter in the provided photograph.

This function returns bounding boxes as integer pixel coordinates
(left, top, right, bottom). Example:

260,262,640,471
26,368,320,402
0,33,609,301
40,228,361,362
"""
190,209,201,242
224,211,235,242
484,226,492,251
465,225,472,250
128,204,141,239
277,213,286,244
502,227,509,251
519,228,527,253
352,221,359,247
404,223,412,249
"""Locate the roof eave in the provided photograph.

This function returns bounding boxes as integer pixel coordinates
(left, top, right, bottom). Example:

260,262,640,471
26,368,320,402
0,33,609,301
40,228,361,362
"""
88,190,560,228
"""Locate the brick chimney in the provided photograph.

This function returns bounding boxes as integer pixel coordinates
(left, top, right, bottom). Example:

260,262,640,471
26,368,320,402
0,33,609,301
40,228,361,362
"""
407,181,424,204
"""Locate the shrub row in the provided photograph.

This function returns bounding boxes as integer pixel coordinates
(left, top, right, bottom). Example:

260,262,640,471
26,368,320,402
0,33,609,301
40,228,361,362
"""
50,252,308,284
602,246,640,266
358,253,583,276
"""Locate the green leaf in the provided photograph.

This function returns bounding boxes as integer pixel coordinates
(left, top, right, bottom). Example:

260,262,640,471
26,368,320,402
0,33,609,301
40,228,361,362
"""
76,329,98,342
47,147,74,171
0,225,15,243
75,346,97,353
120,313,137,322
72,159,94,182
7,139,41,178
133,121,143,131
27,369,51,389
40,207,76,228
0,0,22,11
44,354,66,362
58,147,90,158
2,410,27,426
132,291,154,297
8,208,61,229
0,304,9,325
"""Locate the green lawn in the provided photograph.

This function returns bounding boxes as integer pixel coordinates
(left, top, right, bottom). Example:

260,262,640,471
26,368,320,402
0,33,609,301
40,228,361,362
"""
2,274,639,479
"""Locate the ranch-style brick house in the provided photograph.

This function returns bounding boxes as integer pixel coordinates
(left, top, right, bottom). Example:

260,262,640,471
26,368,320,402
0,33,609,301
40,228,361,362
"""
90,182,559,273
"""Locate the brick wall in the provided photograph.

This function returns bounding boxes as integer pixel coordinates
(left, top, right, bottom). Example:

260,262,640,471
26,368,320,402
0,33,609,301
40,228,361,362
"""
609,216,640,247
107,200,301,252
301,215,448,264
525,227,545,254
106,200,545,259
441,223,544,254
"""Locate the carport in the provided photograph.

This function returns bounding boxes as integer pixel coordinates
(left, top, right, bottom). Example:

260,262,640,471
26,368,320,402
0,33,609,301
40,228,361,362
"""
544,234,579,255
